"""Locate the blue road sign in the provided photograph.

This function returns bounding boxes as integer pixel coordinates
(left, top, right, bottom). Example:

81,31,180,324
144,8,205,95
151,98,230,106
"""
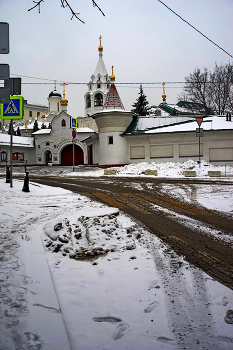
0,95,23,119
71,117,77,129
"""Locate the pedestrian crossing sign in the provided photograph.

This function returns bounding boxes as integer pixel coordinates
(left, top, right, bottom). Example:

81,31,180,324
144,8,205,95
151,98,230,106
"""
0,95,23,119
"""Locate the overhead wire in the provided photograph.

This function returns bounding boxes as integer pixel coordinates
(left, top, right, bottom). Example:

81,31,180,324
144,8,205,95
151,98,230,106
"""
158,0,233,59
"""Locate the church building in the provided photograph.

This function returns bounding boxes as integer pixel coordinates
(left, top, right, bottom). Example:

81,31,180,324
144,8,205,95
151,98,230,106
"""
0,37,233,167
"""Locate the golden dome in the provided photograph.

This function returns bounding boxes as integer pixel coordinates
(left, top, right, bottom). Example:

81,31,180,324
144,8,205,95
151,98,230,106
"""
98,35,103,51
61,98,68,106
110,66,115,81
60,82,68,105
162,82,166,102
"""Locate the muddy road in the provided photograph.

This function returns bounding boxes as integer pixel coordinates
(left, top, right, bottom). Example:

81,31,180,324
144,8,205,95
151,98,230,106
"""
25,175,233,290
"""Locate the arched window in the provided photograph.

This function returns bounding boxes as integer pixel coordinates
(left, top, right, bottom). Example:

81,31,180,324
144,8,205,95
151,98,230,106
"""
94,93,103,107
62,119,66,127
1,151,7,161
86,95,91,108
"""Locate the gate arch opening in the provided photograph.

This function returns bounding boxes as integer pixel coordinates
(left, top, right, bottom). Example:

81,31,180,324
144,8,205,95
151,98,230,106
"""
61,144,84,166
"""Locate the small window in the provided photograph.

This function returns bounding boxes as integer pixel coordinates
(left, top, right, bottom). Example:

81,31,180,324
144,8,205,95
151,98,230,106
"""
46,142,50,146
29,111,32,118
18,153,24,161
37,112,40,118
97,83,101,89
61,119,66,127
86,95,91,108
57,102,60,111
108,136,113,145
1,151,7,161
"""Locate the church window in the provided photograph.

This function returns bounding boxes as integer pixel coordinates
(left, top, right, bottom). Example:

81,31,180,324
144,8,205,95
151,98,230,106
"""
94,93,103,107
107,83,110,89
108,136,113,145
86,95,91,108
57,102,60,111
62,119,66,127
89,84,92,90
1,151,7,161
97,83,101,89
37,112,40,118
29,111,32,118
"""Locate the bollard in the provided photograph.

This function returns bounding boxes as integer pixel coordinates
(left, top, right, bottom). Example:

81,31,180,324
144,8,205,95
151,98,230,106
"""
22,172,30,192
5,166,10,183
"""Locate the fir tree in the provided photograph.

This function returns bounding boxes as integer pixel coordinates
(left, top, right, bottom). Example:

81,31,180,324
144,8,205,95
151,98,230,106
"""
131,85,150,116
33,120,39,132
41,123,47,129
16,127,21,136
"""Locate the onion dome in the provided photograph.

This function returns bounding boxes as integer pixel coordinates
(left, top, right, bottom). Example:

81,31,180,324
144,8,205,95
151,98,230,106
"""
49,81,61,98
60,82,68,106
41,107,45,118
98,35,103,51
49,90,61,98
162,82,166,102
110,66,115,82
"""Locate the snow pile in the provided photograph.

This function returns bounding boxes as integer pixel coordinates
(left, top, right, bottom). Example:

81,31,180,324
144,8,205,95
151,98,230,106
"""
43,211,145,261
1,160,232,179
110,160,228,178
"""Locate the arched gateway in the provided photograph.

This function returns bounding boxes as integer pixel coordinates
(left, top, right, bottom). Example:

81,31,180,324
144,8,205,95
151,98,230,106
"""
61,144,84,166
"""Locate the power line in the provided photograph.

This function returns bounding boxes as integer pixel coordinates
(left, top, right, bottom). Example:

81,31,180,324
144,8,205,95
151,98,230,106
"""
158,0,233,59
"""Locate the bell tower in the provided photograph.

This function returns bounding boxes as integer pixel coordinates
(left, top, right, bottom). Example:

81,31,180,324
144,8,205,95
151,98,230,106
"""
84,36,111,116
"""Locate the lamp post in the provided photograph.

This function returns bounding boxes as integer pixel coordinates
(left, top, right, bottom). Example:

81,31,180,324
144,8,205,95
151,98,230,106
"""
72,129,77,172
195,117,203,168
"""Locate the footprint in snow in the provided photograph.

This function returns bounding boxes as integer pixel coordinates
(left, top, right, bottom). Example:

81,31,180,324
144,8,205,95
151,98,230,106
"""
92,316,129,340
144,301,159,313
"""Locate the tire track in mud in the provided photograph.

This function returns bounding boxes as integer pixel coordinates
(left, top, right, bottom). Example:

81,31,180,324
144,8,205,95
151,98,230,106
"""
28,175,233,290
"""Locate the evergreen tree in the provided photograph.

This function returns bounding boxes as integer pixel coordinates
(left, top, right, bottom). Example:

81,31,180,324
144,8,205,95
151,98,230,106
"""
41,123,47,129
48,122,52,129
16,127,21,136
33,120,39,132
131,85,150,116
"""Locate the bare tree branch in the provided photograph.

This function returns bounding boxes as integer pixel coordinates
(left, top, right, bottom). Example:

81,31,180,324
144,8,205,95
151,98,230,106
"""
28,0,44,14
28,0,105,23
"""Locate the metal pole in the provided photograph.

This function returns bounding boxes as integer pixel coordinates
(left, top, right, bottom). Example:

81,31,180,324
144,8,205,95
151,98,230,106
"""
10,119,13,187
199,126,201,168
73,139,74,172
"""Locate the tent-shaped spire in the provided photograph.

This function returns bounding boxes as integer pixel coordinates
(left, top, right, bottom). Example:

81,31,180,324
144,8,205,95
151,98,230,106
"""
93,36,108,79
103,83,125,110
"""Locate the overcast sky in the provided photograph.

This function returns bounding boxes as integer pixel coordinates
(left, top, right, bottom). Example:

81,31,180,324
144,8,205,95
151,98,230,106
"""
1,0,233,117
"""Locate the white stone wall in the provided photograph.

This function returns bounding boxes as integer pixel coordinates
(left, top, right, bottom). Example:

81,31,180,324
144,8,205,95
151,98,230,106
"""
98,132,128,166
126,130,233,166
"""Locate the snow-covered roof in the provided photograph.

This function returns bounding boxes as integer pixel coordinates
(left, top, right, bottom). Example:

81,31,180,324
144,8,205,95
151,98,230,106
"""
32,129,51,135
76,127,94,133
0,134,34,147
19,121,50,130
124,115,233,135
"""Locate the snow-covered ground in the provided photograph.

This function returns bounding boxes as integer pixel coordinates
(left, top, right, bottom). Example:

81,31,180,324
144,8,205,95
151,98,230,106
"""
1,161,233,350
